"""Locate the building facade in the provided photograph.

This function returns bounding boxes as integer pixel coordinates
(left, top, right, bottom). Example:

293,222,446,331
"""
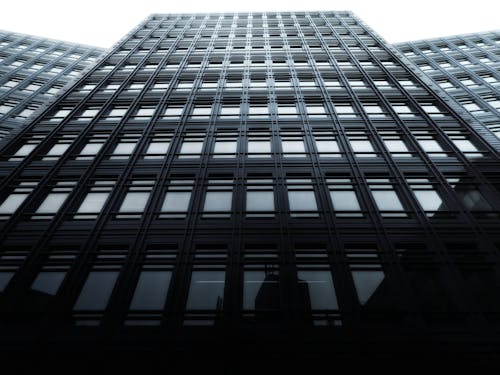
0,12,500,366
395,31,500,149
0,30,104,141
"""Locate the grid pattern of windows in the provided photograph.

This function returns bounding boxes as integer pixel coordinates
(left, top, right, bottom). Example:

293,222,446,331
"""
395,31,500,148
0,12,499,358
0,30,104,139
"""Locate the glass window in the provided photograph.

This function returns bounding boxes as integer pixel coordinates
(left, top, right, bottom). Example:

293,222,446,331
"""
130,271,172,310
164,106,184,117
287,180,319,218
277,105,298,116
118,192,150,214
349,139,375,157
76,192,110,216
243,270,279,310
297,270,338,309
73,271,119,310
330,190,361,212
35,192,70,214
145,141,170,159
44,143,71,159
11,144,37,159
0,272,14,292
0,194,29,215
213,139,237,158
111,141,138,159
371,190,404,212
417,138,445,156
282,139,306,157
351,270,385,305
186,271,225,310
78,142,105,160
314,135,340,157
31,271,66,295
413,190,443,211
382,138,411,156
161,191,192,218
246,191,274,214
203,191,232,216
248,138,271,157
179,140,203,158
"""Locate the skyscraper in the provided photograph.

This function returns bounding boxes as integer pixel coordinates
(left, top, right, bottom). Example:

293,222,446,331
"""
0,12,499,367
395,31,500,148
0,30,104,141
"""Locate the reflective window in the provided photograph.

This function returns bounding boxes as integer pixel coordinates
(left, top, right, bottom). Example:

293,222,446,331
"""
31,271,66,295
351,270,385,305
179,138,204,158
368,179,406,217
130,271,172,310
117,181,154,219
248,133,271,157
287,179,319,217
0,181,37,219
186,271,225,310
243,270,279,310
159,179,193,218
246,179,275,217
297,270,338,310
213,137,237,158
73,271,119,310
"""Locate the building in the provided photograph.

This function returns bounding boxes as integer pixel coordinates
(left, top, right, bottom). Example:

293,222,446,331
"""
395,31,500,149
0,30,104,141
0,12,499,368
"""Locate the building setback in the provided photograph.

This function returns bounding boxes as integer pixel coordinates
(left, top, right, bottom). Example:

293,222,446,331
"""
395,30,500,150
0,12,499,368
0,30,105,141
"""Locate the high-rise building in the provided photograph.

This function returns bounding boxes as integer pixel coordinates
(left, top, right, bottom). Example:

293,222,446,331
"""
0,12,499,367
395,31,500,148
0,30,104,141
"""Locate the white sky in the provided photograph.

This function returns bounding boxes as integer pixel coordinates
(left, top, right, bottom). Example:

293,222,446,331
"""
1,0,499,49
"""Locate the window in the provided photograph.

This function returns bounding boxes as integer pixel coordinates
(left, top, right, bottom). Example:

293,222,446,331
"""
287,179,319,217
130,271,172,310
328,178,362,217
297,270,338,310
191,106,213,118
160,179,193,218
106,107,128,120
33,181,76,219
248,104,269,117
281,135,306,157
43,137,75,160
31,271,66,295
202,179,233,218
144,133,171,159
348,135,376,157
363,104,386,118
313,132,341,157
74,181,115,219
380,132,411,157
73,271,119,310
246,179,275,217
248,132,271,157
368,179,406,217
163,105,184,118
117,180,154,219
0,181,38,219
213,135,237,158
407,178,444,216
243,270,279,310
179,136,204,159
110,135,139,159
414,132,446,157
219,105,241,118
277,104,298,117
334,104,356,118
77,136,107,160
186,271,225,310
134,106,156,119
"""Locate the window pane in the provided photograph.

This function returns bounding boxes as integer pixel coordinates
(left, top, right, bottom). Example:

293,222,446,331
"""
316,140,339,154
203,191,232,212
248,140,271,156
282,140,305,156
0,194,28,214
243,271,280,310
80,143,104,156
179,141,203,157
161,192,191,213
36,193,69,214
0,272,14,292
31,271,66,295
330,190,361,211
186,271,225,310
298,270,338,310
76,192,109,214
413,190,443,211
246,191,274,212
213,141,237,157
119,192,150,212
130,271,172,310
145,142,170,157
74,271,119,310
288,191,318,213
372,190,404,211
351,270,385,305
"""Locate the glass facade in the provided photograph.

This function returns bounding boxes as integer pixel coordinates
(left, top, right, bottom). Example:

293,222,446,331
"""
0,11,499,364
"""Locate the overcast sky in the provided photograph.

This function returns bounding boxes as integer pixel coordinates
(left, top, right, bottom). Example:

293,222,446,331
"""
1,0,499,48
